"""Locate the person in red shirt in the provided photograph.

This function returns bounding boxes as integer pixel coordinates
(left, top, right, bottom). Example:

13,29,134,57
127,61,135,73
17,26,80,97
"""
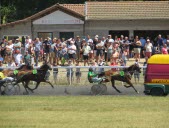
110,59,118,72
162,44,168,54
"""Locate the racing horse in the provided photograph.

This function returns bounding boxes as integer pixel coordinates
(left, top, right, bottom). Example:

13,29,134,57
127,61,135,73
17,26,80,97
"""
14,63,54,94
2,64,33,77
99,64,141,93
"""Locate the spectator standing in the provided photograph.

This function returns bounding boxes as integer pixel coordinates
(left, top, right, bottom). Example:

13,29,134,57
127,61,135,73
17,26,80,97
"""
14,52,22,66
140,37,146,58
133,37,141,61
7,59,16,68
13,38,21,54
88,39,94,62
43,38,51,62
67,41,76,64
166,40,169,53
121,48,128,66
107,35,114,43
106,41,113,63
25,36,32,44
75,61,81,83
145,39,153,58
122,36,130,60
74,36,82,61
49,38,56,65
96,38,104,63
66,60,74,84
34,38,42,66
0,38,7,63
55,39,62,65
161,44,168,54
53,64,58,84
24,51,31,65
5,40,13,64
82,41,91,66
157,34,164,52
60,43,68,65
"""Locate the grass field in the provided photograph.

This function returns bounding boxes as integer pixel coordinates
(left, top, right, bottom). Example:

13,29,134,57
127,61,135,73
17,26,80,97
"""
0,96,169,128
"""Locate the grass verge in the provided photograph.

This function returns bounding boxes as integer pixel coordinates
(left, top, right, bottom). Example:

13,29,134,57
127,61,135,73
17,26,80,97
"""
0,96,169,128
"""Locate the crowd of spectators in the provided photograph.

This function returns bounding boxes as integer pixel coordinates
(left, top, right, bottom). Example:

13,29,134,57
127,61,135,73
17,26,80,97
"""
0,34,168,84
0,34,169,68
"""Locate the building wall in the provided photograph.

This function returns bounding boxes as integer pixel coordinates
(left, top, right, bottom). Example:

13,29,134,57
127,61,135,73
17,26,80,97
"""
33,24,84,39
85,19,169,37
0,21,32,40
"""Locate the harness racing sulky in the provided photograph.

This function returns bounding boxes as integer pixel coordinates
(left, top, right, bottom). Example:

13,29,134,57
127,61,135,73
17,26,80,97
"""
88,64,141,95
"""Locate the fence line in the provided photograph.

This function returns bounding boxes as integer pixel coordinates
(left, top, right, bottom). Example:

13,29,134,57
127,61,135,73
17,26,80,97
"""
1,66,146,86
1,66,147,69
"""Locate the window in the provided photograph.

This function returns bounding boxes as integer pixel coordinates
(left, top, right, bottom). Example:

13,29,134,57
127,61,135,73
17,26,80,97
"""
109,30,129,39
60,32,74,41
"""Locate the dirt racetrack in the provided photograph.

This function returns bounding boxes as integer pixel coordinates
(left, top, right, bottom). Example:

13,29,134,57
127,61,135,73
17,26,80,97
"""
18,84,146,96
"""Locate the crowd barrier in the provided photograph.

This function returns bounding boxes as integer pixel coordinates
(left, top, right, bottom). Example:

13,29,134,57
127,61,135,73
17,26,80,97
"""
2,66,147,85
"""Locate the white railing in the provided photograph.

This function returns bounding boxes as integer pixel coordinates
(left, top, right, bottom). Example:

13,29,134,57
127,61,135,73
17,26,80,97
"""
1,66,147,85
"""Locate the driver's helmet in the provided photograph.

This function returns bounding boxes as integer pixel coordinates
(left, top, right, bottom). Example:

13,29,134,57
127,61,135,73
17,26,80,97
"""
89,67,93,72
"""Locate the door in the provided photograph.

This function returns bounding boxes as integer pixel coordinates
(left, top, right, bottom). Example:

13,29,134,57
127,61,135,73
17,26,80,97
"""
60,32,74,41
109,30,129,39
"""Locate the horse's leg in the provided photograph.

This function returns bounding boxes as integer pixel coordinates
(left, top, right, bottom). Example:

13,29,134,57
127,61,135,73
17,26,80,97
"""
111,79,121,93
21,81,30,95
45,81,54,88
26,81,40,91
125,79,139,93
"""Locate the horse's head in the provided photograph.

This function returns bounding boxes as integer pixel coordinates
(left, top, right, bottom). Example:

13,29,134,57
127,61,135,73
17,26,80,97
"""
127,64,141,74
40,62,52,70
133,64,141,73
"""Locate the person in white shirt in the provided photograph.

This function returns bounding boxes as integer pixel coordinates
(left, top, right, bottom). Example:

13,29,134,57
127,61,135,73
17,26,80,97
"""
14,53,22,66
67,41,76,64
82,41,91,66
145,39,153,58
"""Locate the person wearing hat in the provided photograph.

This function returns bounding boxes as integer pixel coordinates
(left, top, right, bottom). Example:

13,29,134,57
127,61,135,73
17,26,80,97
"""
88,67,102,83
13,38,21,57
82,40,91,66
96,38,104,63
107,35,114,43
67,41,76,64
144,39,153,58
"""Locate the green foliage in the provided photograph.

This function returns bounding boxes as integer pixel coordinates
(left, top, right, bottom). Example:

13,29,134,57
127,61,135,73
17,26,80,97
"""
0,5,16,24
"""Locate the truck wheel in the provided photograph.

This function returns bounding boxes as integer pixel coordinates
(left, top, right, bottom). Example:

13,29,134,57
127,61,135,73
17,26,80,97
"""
150,88,164,96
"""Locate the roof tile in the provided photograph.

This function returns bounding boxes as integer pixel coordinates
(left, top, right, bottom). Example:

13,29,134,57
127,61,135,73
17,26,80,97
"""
86,1,169,20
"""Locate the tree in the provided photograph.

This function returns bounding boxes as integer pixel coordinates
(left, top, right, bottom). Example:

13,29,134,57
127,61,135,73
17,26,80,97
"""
0,5,16,24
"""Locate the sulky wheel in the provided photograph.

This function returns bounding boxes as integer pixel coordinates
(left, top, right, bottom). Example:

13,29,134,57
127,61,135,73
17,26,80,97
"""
4,82,20,95
99,84,107,95
91,84,107,95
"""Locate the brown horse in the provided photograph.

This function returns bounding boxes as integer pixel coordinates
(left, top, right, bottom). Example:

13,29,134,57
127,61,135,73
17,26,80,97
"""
99,64,141,93
2,65,33,77
14,63,54,94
